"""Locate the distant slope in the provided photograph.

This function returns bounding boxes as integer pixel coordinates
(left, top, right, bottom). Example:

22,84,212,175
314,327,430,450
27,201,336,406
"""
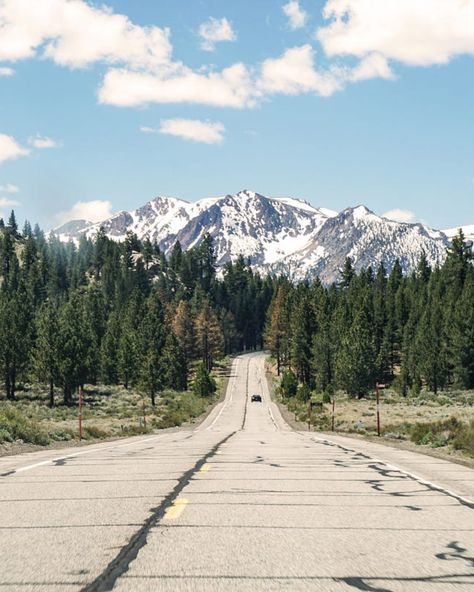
53,190,464,282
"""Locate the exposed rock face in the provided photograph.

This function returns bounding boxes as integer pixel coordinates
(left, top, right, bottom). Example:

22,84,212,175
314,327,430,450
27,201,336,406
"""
54,189,464,282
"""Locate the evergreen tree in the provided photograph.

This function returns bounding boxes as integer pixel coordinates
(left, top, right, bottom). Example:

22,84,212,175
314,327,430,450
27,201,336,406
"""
280,370,298,398
33,301,60,406
162,332,187,391
138,291,165,406
195,299,223,371
101,311,121,384
336,301,376,398
193,362,216,397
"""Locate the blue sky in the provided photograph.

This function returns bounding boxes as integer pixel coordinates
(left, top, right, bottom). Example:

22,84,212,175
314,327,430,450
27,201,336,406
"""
0,0,473,230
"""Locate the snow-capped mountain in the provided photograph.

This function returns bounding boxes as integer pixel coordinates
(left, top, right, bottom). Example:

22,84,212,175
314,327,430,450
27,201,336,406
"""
53,190,466,282
443,225,474,243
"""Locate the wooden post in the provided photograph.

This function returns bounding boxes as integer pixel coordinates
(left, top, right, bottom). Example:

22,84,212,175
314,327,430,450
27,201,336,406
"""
142,396,147,430
78,386,83,441
331,396,335,432
307,401,312,431
376,383,385,436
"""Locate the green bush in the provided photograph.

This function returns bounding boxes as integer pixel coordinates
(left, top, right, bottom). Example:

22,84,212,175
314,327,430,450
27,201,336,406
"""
452,420,474,455
0,404,50,445
410,417,474,456
280,370,297,398
193,363,217,397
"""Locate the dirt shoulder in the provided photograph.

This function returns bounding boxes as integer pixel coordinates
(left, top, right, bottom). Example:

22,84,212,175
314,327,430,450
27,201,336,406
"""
266,363,474,470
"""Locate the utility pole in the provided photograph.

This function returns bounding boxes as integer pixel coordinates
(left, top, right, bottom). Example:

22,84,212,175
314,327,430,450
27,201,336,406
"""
78,386,83,441
375,383,385,436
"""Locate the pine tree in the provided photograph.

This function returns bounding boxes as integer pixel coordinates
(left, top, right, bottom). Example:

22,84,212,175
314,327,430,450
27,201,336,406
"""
449,268,474,388
162,332,187,391
138,291,165,406
7,210,18,233
195,299,223,371
336,301,376,398
172,299,195,377
193,362,216,397
101,311,121,384
280,370,298,398
416,287,448,394
290,285,314,385
57,291,96,405
33,300,60,406
265,285,287,375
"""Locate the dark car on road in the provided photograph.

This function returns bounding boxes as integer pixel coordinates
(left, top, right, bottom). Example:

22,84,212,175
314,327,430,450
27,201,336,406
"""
251,394,262,402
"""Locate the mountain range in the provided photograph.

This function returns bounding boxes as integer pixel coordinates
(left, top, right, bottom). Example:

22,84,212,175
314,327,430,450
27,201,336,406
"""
54,190,472,284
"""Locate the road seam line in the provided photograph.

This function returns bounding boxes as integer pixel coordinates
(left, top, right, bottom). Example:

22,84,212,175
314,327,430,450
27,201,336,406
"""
81,431,236,592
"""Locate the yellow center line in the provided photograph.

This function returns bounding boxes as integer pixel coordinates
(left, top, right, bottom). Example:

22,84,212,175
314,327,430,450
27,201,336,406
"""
200,464,211,473
164,498,189,520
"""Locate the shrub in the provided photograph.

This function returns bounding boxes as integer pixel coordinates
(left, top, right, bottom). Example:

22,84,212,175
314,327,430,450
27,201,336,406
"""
280,371,297,398
193,363,217,397
410,417,474,456
297,384,311,402
0,404,50,445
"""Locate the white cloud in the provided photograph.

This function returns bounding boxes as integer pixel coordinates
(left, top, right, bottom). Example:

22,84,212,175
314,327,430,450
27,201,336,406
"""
0,197,20,208
99,63,255,108
0,67,14,76
0,0,171,69
139,125,158,134
28,135,60,149
159,119,225,144
0,183,19,193
0,133,29,162
56,200,114,224
317,0,474,67
2,0,468,111
258,44,344,97
350,53,394,82
283,1,308,30
198,17,237,52
383,209,416,223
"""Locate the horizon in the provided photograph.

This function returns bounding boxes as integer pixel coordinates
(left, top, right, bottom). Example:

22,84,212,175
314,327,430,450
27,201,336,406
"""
45,189,470,235
1,1,473,230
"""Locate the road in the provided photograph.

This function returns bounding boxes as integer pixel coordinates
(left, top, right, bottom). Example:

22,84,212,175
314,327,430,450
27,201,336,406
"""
0,352,473,591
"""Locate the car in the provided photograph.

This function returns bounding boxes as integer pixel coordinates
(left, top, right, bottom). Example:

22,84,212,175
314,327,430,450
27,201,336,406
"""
251,394,262,402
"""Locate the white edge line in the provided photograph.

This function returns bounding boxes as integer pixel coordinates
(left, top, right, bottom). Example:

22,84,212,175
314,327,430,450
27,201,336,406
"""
310,434,474,507
4,434,165,476
205,360,237,431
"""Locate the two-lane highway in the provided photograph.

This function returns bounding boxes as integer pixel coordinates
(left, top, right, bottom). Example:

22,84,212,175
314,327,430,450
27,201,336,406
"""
1,353,473,591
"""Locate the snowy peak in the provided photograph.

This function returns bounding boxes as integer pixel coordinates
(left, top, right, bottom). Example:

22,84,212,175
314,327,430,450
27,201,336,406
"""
53,190,467,283
443,225,474,243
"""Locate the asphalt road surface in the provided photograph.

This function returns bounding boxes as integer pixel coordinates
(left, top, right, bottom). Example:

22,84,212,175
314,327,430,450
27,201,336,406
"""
1,352,473,591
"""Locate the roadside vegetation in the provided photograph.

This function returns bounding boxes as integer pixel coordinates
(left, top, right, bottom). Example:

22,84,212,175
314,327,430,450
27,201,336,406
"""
1,209,473,459
0,210,270,451
270,368,474,459
0,357,230,452
264,230,474,459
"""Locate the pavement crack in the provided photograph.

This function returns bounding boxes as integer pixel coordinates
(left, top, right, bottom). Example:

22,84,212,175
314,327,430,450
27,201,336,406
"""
81,431,236,592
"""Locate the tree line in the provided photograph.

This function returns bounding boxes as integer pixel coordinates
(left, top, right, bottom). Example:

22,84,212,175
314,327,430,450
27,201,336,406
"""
0,211,273,406
2,209,472,405
266,231,474,398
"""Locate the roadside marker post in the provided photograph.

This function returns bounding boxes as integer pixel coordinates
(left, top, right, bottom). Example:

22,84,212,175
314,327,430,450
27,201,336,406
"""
78,386,83,441
331,396,335,432
142,395,147,431
375,383,385,436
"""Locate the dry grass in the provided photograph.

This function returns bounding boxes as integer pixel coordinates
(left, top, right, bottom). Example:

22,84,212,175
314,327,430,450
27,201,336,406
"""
0,357,233,454
267,359,474,459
